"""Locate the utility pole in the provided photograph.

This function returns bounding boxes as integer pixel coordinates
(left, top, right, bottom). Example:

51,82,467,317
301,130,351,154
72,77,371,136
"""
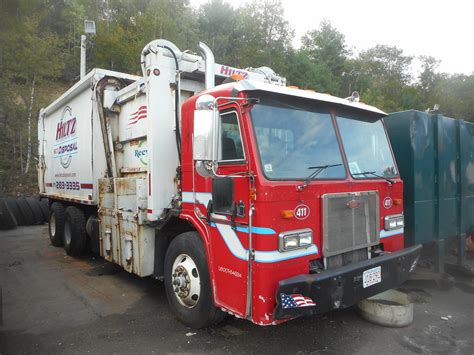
80,35,86,79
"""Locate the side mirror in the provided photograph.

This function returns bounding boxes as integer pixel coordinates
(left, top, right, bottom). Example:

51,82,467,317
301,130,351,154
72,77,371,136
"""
193,94,217,161
211,177,235,215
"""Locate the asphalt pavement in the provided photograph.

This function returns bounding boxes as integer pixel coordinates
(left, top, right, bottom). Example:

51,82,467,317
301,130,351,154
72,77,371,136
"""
1,225,473,354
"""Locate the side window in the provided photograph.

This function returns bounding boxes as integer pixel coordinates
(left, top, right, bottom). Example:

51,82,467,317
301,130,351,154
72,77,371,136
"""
218,111,245,161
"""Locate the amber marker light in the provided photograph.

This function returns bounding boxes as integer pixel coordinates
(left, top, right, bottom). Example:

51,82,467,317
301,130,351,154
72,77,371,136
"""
230,73,245,81
249,188,257,201
394,198,402,206
281,210,294,219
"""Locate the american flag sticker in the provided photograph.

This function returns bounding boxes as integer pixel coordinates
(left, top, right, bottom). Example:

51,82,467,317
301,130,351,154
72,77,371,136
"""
280,293,316,308
129,105,147,125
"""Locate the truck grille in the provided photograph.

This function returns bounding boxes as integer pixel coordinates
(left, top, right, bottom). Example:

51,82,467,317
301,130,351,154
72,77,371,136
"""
325,248,369,269
322,191,380,257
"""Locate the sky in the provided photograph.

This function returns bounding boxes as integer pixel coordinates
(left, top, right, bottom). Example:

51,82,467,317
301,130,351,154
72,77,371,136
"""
189,0,474,75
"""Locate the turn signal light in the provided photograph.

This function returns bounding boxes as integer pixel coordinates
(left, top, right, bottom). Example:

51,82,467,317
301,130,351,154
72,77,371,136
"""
393,198,402,206
280,210,294,219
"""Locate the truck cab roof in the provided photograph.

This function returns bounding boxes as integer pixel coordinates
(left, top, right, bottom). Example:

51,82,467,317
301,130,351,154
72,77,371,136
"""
199,79,387,117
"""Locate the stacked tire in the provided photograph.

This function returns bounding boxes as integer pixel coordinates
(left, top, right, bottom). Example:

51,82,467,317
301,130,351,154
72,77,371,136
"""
0,196,50,230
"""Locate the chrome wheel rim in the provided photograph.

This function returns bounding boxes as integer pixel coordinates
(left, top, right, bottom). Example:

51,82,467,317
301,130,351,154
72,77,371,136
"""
171,254,201,308
64,219,72,245
50,213,56,237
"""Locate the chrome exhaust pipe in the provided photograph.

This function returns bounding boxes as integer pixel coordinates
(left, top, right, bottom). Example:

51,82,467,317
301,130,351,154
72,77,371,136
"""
198,42,215,89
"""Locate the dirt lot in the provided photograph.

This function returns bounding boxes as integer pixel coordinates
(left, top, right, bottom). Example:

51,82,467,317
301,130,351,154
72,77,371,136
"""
1,225,473,354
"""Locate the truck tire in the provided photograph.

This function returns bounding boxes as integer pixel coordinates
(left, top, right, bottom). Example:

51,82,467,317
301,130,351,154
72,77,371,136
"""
0,198,17,230
164,232,225,328
49,202,65,247
5,197,26,226
26,197,44,224
63,206,87,256
16,197,35,226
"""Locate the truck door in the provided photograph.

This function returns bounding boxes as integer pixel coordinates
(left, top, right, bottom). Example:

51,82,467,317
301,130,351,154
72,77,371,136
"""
209,108,251,317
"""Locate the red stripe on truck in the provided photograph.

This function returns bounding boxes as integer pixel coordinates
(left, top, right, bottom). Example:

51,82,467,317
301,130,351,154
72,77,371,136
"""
80,183,93,189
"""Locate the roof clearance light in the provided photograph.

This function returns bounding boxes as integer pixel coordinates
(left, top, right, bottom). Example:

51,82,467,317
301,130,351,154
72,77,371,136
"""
288,85,299,89
230,73,245,81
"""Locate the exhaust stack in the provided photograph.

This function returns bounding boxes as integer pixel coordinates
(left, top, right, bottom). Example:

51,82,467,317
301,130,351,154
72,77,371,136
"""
198,42,215,89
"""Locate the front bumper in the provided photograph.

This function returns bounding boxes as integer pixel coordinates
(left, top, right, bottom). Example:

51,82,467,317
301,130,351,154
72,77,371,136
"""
274,245,421,320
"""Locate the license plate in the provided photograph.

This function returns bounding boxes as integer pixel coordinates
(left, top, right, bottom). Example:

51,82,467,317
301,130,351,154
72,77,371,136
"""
362,266,381,288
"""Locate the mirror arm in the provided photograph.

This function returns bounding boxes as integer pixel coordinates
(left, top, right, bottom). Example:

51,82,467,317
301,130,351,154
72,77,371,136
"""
210,162,248,178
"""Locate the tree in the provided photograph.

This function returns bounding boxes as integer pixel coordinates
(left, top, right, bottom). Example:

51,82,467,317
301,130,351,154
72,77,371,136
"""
416,55,442,109
432,74,474,121
234,0,294,73
0,3,64,185
301,20,350,96
350,45,414,112
197,0,237,64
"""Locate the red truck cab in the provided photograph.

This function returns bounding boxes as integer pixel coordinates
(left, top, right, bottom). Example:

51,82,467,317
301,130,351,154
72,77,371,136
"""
178,79,421,325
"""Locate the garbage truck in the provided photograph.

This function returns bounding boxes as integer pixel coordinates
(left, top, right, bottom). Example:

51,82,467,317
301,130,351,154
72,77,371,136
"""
38,39,421,328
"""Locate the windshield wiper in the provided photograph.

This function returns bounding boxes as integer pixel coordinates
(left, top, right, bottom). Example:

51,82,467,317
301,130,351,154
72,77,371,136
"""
352,171,395,185
297,164,343,191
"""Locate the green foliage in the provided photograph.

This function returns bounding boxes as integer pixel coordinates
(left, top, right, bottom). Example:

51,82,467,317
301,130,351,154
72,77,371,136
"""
0,0,473,193
300,20,350,96
0,0,65,192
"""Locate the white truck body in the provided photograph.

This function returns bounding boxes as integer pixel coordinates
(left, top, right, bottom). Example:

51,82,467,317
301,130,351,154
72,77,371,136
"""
38,69,139,205
38,40,285,276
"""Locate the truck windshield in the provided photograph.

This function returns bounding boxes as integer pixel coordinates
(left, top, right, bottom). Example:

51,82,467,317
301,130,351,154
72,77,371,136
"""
336,113,397,178
250,102,345,180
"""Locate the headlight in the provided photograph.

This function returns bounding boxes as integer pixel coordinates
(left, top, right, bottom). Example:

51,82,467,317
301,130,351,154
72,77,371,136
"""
384,214,404,230
279,229,313,252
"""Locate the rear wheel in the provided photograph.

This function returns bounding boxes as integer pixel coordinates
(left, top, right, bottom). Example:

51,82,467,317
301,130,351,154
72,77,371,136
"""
63,206,87,256
49,202,65,247
164,232,224,328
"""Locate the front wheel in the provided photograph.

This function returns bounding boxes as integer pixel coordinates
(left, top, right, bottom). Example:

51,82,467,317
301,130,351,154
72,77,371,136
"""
164,232,225,328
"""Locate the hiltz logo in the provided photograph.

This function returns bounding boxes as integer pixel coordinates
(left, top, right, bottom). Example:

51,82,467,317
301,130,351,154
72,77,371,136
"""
56,106,76,141
383,196,393,209
54,106,78,169
220,65,249,79
294,204,310,220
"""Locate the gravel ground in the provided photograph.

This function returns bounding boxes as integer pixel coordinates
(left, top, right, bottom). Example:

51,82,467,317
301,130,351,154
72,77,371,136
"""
1,225,473,354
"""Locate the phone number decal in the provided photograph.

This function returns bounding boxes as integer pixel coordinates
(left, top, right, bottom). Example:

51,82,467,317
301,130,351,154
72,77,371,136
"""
54,181,81,190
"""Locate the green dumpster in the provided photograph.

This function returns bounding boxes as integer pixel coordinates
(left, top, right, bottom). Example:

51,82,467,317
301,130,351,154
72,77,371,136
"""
385,110,474,270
